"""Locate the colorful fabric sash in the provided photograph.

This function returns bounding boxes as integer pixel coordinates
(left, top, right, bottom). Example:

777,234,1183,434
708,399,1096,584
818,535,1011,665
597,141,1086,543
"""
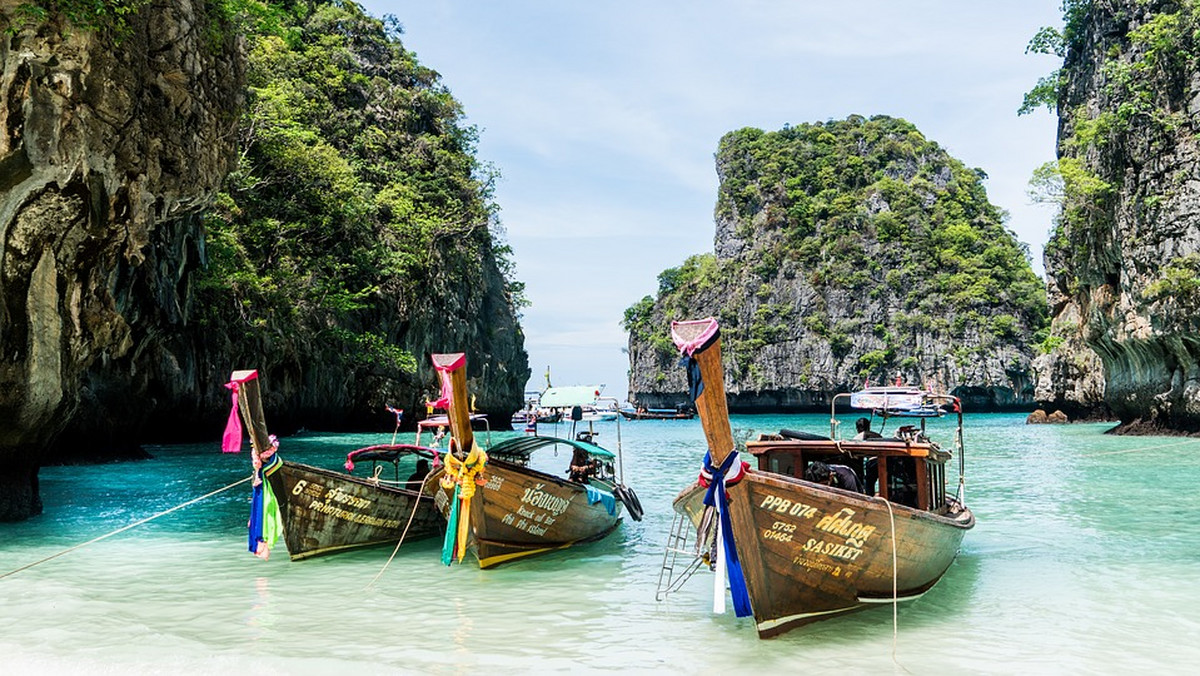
672,320,719,402
248,445,283,559
439,438,488,565
428,353,466,410
222,370,259,454
702,449,752,617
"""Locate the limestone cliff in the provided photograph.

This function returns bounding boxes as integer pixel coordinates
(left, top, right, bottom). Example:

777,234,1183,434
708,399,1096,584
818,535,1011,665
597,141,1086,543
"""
626,116,1047,412
0,1,529,521
1039,0,1200,433
0,0,244,520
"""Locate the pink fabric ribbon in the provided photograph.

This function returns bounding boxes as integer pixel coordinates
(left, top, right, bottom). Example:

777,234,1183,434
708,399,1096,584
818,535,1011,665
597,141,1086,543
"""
222,370,259,453
670,318,719,356
427,353,466,410
222,382,242,454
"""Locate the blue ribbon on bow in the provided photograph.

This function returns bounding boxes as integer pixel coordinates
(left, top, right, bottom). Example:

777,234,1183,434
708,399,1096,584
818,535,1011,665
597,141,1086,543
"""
680,354,705,401
247,480,265,554
702,450,752,617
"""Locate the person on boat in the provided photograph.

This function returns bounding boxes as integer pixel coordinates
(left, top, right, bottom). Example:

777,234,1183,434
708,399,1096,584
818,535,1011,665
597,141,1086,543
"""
568,446,598,483
853,417,882,440
865,457,879,495
805,461,860,492
407,458,431,488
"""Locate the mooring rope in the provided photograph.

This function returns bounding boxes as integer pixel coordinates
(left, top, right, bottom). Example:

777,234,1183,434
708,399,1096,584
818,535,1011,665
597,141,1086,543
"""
873,494,912,674
0,476,252,581
365,475,430,590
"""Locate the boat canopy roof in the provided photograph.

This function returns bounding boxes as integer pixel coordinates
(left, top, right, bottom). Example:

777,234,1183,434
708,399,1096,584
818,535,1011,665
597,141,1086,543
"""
848,387,955,417
487,435,615,460
539,385,604,408
345,444,437,464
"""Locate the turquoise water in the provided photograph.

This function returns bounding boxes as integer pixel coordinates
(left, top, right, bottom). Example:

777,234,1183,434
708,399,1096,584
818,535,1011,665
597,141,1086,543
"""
3,414,1199,674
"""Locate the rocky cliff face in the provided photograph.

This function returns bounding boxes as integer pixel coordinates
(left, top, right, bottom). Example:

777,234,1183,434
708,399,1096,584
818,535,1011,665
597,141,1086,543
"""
626,116,1047,412
0,2,530,522
1030,291,1111,421
1039,0,1200,433
0,1,244,520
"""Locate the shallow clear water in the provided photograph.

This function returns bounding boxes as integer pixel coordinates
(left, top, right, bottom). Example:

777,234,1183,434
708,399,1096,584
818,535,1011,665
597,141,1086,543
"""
3,414,1199,674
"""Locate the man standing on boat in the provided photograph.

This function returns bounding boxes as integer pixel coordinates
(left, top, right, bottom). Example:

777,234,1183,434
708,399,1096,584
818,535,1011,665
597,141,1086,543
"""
853,417,882,440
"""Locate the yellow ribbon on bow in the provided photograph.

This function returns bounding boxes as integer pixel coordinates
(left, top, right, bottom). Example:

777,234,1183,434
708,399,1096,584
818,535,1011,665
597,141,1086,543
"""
440,438,488,562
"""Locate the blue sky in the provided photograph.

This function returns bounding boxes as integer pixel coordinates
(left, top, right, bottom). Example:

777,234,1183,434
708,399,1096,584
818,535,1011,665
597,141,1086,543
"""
359,1,1064,399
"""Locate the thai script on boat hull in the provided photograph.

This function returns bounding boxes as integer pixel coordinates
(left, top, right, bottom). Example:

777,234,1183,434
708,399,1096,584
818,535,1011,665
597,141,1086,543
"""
290,479,373,510
304,500,402,529
816,507,877,547
520,483,572,516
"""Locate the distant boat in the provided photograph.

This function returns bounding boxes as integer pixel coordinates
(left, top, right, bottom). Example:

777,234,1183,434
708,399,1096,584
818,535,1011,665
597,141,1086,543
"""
422,354,642,568
580,404,619,422
534,385,616,422
656,318,974,638
228,370,443,561
619,407,695,420
511,397,562,425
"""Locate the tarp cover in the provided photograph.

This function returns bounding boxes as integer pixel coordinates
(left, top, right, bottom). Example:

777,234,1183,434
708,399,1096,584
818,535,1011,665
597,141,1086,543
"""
539,385,604,408
850,387,944,416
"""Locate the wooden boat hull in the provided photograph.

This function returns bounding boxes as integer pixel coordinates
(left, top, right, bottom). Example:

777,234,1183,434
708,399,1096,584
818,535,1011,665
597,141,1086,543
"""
426,460,622,568
675,470,973,637
267,460,444,561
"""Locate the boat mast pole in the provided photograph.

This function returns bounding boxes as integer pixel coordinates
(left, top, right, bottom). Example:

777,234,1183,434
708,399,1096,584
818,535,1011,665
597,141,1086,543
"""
671,319,735,467
432,353,474,457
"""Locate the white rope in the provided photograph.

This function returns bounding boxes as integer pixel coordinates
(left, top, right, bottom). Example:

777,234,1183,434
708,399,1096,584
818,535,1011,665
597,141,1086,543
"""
0,476,252,581
874,494,911,674
365,473,430,590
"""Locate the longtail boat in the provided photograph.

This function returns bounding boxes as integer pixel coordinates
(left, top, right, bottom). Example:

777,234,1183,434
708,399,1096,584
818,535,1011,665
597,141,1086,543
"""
227,370,444,561
618,407,695,421
656,318,974,638
422,353,642,568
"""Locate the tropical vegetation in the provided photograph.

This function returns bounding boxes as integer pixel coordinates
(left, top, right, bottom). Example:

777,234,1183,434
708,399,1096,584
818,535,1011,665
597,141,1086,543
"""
195,0,525,381
626,115,1048,385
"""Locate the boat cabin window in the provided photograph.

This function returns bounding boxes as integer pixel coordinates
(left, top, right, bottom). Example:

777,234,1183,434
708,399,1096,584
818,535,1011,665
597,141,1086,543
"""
766,452,795,477
756,443,943,511
880,456,919,508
